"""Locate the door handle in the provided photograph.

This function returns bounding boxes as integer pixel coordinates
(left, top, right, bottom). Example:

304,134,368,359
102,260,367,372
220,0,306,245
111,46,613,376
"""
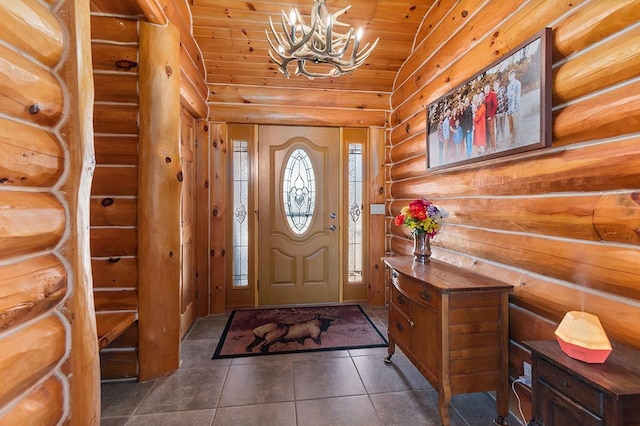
326,224,337,231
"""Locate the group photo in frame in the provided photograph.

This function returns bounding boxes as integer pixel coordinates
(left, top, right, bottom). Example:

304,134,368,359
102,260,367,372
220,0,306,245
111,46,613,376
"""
426,28,552,170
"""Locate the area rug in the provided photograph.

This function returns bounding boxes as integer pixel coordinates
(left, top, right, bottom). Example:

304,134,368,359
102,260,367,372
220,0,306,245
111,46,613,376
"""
212,304,387,359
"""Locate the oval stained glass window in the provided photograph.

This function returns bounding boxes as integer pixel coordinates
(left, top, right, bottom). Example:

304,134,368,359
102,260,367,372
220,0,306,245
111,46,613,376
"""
283,148,315,234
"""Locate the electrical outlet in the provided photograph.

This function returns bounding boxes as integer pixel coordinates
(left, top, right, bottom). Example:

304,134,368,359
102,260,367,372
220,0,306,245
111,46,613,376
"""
523,361,532,378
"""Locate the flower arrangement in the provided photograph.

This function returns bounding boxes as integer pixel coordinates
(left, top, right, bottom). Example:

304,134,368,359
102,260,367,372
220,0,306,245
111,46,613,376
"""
394,198,448,238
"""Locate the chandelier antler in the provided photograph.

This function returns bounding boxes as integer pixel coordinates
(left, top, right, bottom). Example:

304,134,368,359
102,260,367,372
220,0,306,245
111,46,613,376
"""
265,0,379,79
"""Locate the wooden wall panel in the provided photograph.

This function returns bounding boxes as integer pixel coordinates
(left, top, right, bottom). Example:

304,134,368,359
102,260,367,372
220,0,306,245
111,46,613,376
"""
91,258,138,288
90,11,140,381
209,122,228,314
387,0,640,417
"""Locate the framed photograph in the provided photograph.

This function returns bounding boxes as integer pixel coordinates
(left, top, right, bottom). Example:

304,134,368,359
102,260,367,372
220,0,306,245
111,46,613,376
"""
426,27,552,170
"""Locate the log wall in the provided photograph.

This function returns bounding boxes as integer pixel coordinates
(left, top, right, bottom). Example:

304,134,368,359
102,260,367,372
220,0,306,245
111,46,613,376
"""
387,0,640,417
0,0,99,424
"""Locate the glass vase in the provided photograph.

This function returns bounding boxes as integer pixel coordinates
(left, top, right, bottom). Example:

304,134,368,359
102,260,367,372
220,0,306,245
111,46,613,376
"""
413,232,431,263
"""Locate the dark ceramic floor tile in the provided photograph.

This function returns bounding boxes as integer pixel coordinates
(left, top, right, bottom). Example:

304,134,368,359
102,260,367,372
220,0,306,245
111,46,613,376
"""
212,402,296,426
293,356,366,400
450,392,521,426
127,409,215,426
370,390,468,426
348,346,389,358
100,417,129,426
218,360,294,407
291,349,350,362
101,380,154,417
353,354,431,394
229,353,293,365
296,395,383,426
181,338,231,369
186,318,229,340
135,366,228,414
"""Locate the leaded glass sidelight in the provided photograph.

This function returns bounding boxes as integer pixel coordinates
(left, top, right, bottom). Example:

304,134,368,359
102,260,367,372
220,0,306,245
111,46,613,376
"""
232,140,249,286
348,143,363,282
283,148,315,235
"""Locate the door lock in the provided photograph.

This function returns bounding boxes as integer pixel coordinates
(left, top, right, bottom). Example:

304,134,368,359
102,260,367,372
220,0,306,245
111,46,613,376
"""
326,224,337,231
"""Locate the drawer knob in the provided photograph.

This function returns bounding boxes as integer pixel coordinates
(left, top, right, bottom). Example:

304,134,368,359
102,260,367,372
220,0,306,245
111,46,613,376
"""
391,270,398,279
561,379,568,387
396,294,406,305
409,320,415,328
394,321,404,332
419,289,432,301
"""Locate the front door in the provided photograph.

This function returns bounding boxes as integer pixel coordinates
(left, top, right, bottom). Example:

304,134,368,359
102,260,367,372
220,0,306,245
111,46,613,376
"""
258,126,340,306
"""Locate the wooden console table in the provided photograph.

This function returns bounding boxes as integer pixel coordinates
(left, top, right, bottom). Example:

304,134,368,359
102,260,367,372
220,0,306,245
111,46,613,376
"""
525,340,640,426
382,256,513,426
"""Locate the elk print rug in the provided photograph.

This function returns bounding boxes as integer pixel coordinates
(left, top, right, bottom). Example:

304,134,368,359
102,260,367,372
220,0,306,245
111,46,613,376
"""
212,305,387,359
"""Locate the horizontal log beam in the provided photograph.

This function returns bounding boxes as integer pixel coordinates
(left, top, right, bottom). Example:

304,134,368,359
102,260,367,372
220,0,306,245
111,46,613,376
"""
209,84,390,111
0,118,63,187
90,197,137,227
0,377,64,425
0,315,65,408
209,104,387,127
0,192,65,258
92,166,138,196
389,136,640,197
96,313,136,349
0,255,66,331
0,1,63,67
90,228,138,257
93,104,139,134
94,289,138,311
94,135,138,165
0,43,63,127
90,15,138,43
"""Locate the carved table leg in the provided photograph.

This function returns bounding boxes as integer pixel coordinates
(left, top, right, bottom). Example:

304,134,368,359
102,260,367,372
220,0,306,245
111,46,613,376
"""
438,388,451,426
384,336,395,363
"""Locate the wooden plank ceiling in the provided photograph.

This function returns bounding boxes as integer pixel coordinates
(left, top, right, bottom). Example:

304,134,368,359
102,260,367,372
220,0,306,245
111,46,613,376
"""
90,0,433,94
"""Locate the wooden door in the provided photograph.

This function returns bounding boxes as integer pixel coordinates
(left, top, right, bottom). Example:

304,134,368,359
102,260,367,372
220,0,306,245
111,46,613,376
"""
258,126,340,306
179,107,196,337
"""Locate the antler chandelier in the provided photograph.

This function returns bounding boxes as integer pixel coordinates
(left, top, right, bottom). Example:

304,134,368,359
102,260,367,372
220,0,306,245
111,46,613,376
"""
265,0,379,79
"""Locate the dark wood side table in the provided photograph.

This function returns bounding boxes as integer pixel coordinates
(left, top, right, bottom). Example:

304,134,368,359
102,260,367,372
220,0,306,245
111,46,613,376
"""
524,340,640,426
382,256,513,426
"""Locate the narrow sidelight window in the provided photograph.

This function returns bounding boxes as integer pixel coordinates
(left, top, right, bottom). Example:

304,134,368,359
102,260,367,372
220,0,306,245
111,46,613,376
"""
348,143,363,283
232,140,249,286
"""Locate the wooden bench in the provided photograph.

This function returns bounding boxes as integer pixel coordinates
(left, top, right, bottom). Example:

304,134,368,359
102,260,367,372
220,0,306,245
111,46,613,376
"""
96,312,136,349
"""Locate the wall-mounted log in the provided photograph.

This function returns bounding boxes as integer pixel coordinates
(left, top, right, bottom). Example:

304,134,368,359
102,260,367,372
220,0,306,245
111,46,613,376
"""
0,118,63,187
0,315,65,408
0,192,65,258
0,376,64,425
553,0,640,61
389,137,640,197
0,255,66,331
137,20,182,381
553,26,640,103
553,80,640,146
180,67,208,119
0,43,63,126
0,1,64,67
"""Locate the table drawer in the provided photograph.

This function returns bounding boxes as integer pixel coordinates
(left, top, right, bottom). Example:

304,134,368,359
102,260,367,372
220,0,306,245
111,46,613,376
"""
538,357,603,415
390,284,411,317
389,304,411,348
390,268,439,310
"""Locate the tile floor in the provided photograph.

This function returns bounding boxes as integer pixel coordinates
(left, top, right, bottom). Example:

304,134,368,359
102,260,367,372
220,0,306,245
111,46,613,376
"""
101,304,521,426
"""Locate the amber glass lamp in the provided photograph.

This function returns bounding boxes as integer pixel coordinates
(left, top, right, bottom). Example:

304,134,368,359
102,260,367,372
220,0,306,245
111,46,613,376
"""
554,311,612,363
